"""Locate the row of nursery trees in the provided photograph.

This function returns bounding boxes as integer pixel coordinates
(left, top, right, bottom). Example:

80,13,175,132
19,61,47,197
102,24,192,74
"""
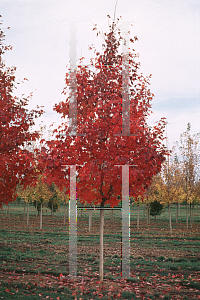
133,122,200,234
15,174,69,229
1,14,199,280
13,121,200,234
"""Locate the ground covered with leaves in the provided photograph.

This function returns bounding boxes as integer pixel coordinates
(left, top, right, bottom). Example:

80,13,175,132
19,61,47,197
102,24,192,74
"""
0,203,200,299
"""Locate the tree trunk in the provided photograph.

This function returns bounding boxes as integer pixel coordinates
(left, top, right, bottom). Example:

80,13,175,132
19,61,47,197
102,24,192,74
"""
169,204,172,234
190,202,192,229
27,202,29,225
89,209,92,232
111,208,113,222
148,205,150,225
176,202,178,223
178,202,180,216
40,203,43,230
137,206,139,229
36,202,38,217
192,203,194,225
186,202,188,229
64,203,66,225
146,204,148,226
7,203,10,217
143,204,145,219
24,200,25,215
81,208,82,218
51,201,53,218
5,205,7,216
99,208,104,282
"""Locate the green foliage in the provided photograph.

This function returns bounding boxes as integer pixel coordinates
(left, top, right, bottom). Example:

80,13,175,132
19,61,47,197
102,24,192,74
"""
166,257,173,262
47,199,59,212
157,255,165,261
16,196,21,204
32,200,41,213
150,200,163,217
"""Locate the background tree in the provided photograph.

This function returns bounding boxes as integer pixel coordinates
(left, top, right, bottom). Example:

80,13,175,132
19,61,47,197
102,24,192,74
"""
0,17,43,208
143,174,164,225
169,148,186,223
150,200,163,219
16,183,35,225
174,123,200,229
48,182,68,218
39,16,167,281
145,167,177,234
61,187,69,225
130,195,143,229
48,183,60,217
32,172,52,229
161,161,178,234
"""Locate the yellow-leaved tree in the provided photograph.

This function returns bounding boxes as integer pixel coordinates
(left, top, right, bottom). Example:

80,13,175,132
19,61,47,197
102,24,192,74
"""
32,173,52,230
174,123,200,229
17,183,35,225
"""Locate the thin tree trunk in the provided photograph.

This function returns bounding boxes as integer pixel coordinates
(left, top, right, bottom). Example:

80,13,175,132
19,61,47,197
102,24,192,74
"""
64,203,66,225
178,202,180,216
24,200,25,215
27,202,29,225
192,203,194,225
81,208,82,218
5,205,7,216
137,205,139,229
146,204,148,226
143,204,145,219
186,202,188,229
190,203,192,229
89,209,92,232
40,203,43,230
8,203,10,217
148,205,150,225
169,204,172,234
36,202,38,217
99,208,104,282
51,201,53,218
176,202,178,223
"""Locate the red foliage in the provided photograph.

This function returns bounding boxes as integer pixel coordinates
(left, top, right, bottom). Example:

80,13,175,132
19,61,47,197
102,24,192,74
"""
40,19,167,207
0,18,44,207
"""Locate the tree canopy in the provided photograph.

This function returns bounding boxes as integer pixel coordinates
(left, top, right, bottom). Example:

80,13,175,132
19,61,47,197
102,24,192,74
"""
40,17,167,208
0,17,43,207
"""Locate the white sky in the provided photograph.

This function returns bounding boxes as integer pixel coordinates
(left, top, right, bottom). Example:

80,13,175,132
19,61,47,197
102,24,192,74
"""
1,0,200,149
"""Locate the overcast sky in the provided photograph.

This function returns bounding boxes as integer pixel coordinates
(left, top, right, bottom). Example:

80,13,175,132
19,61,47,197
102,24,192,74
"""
1,0,200,149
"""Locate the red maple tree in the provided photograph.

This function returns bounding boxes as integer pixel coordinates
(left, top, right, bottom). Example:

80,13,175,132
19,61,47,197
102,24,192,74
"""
40,17,167,280
0,17,44,208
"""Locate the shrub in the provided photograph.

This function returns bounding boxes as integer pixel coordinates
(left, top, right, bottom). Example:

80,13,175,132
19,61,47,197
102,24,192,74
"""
150,200,164,219
157,256,165,261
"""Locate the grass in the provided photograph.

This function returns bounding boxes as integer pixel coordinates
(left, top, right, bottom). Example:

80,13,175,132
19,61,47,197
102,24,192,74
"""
0,282,74,299
0,201,200,299
2,244,200,279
